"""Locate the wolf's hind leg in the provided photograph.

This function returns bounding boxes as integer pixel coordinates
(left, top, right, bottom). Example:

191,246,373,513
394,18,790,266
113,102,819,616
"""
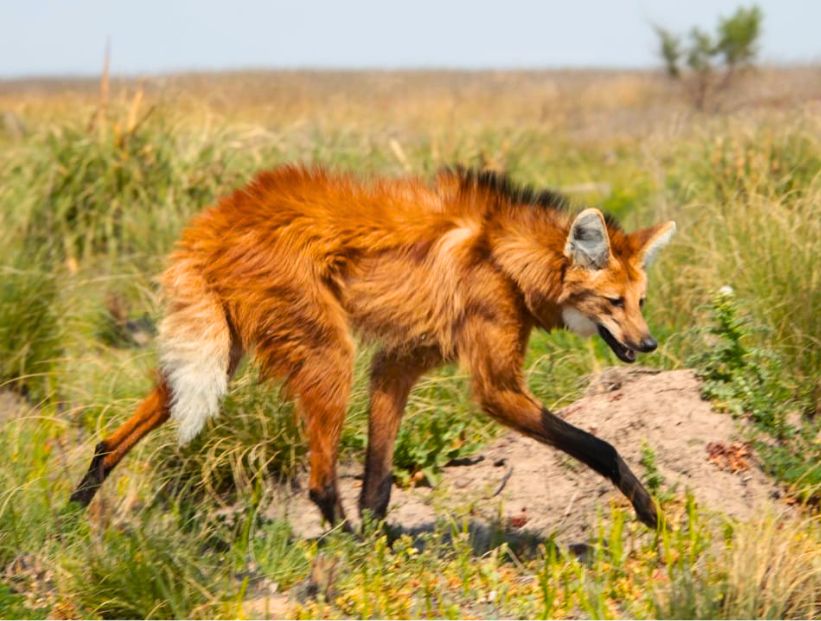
359,347,441,522
70,379,171,506
287,343,354,527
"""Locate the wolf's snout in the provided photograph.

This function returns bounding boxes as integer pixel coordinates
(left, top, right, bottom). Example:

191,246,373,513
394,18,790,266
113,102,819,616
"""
636,336,657,353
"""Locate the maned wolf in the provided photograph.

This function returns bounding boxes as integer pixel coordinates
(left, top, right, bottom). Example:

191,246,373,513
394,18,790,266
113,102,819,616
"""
71,165,676,528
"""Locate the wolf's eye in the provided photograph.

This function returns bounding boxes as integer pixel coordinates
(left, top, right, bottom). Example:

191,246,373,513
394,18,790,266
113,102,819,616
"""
607,297,625,308
640,298,646,308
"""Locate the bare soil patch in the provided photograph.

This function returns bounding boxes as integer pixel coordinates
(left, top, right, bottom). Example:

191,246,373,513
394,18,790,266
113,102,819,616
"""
267,368,784,542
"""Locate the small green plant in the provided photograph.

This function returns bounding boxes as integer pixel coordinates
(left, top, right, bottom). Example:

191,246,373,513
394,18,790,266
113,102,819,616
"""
693,287,789,428
392,408,481,486
655,5,763,109
639,441,675,504
691,287,820,502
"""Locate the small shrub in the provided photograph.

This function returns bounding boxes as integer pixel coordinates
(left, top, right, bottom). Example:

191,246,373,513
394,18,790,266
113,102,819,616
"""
639,441,669,500
655,5,763,109
392,370,488,486
393,409,481,487
691,288,820,501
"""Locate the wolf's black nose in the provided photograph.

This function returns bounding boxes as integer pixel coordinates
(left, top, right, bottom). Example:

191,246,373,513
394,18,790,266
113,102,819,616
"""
638,337,657,353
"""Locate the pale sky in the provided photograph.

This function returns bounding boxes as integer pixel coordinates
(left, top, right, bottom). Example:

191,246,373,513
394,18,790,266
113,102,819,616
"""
1,0,818,77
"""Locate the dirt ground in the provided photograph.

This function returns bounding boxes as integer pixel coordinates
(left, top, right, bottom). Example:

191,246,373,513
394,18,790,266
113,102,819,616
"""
266,368,785,543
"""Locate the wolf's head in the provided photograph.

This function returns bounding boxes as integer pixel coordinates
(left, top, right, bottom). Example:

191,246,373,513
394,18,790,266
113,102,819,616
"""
558,208,676,362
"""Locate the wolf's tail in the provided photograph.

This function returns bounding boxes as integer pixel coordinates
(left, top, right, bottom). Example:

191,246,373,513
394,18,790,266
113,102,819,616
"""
158,257,233,445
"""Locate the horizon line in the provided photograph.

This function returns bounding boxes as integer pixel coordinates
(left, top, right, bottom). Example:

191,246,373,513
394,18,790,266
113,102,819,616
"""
2,60,819,83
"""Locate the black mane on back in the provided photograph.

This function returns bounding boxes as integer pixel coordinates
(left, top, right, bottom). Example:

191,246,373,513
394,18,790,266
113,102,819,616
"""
451,166,570,211
449,166,622,230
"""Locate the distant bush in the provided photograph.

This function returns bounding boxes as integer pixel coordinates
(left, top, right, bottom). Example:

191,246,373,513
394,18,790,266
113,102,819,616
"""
655,5,763,110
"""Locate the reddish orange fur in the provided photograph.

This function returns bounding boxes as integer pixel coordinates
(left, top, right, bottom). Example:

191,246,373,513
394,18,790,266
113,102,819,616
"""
72,164,674,528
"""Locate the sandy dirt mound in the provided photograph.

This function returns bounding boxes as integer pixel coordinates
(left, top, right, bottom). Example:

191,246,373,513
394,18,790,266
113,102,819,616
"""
268,368,784,542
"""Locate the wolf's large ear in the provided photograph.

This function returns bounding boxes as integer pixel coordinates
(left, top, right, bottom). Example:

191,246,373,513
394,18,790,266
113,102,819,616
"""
634,221,676,267
565,208,611,269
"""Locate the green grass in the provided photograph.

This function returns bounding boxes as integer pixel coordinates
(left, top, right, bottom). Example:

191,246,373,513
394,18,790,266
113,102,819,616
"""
0,582,48,620
62,511,232,619
0,76,819,618
649,115,820,384
287,497,819,619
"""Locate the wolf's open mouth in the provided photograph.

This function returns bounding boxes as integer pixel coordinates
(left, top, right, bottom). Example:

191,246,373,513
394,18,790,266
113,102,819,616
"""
597,325,636,363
